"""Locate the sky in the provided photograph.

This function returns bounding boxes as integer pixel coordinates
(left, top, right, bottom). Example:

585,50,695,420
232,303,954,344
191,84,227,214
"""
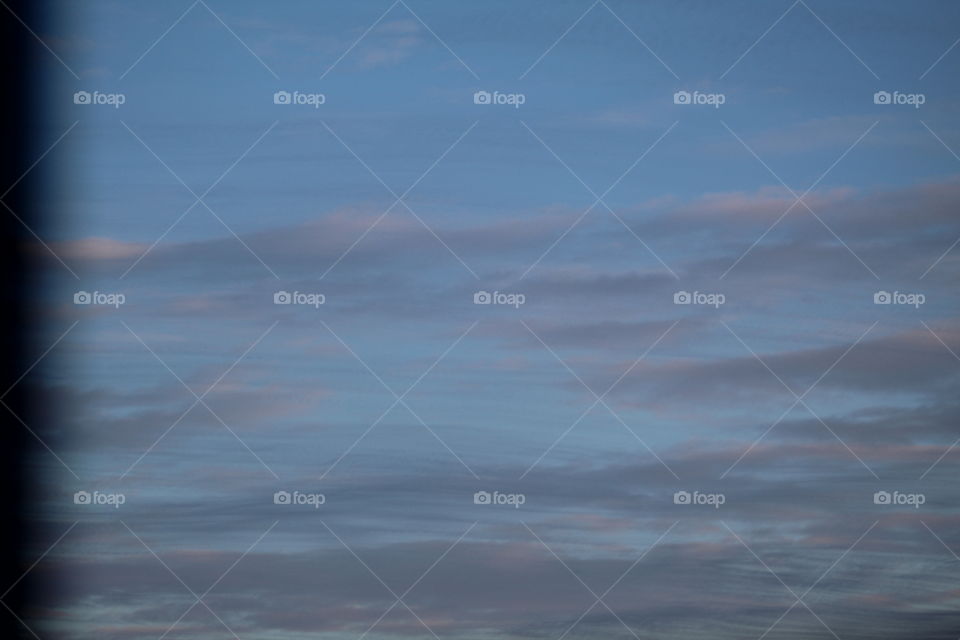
7,0,960,638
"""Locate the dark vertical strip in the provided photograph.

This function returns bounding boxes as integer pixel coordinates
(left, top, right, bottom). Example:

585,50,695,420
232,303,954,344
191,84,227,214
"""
1,0,37,636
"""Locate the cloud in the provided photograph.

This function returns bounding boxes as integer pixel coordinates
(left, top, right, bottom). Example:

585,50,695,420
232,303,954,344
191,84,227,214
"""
46,236,148,261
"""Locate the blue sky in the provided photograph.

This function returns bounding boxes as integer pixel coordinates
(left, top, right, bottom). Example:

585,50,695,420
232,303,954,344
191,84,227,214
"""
9,1,960,638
